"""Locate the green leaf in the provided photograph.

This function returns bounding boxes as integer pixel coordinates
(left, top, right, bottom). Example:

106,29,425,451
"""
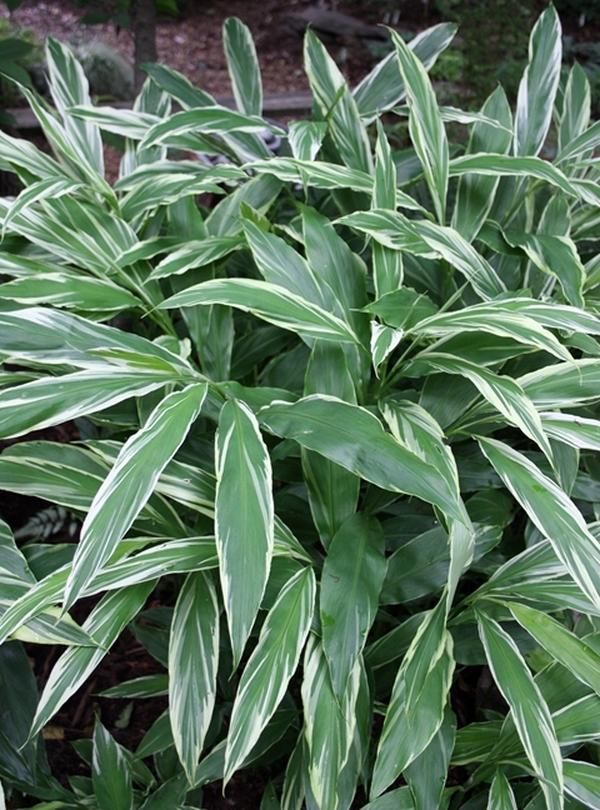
476,610,563,810
487,770,517,810
371,599,454,798
169,572,219,782
479,437,600,612
404,706,455,810
223,17,263,116
301,342,359,547
225,567,315,782
365,287,437,330
514,5,562,156
320,513,386,697
389,28,448,223
215,399,274,666
160,278,359,344
64,384,207,608
92,721,133,810
260,395,466,521
558,63,591,155
509,603,600,696
452,86,512,242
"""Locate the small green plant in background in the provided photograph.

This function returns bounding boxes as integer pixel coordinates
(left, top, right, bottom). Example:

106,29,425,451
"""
0,6,598,809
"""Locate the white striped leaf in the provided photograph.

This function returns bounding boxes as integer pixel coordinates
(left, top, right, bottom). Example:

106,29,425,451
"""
408,353,553,462
302,637,361,810
389,28,448,223
260,395,466,522
19,86,113,202
370,322,403,375
149,236,242,279
242,218,334,315
563,759,600,806
371,599,454,798
225,567,315,782
320,513,386,697
69,105,160,139
541,413,600,452
223,17,263,116
159,278,359,345
0,273,140,312
30,581,154,738
169,572,219,782
140,107,281,150
410,306,571,361
412,220,506,299
8,196,136,274
557,119,600,164
0,129,66,182
448,153,577,197
215,399,274,666
476,611,563,810
372,122,403,297
438,298,600,336
336,210,434,254
0,538,219,647
119,174,232,220
514,6,562,156
0,307,191,371
504,232,585,308
64,384,207,608
1,176,81,238
487,771,517,810
520,359,600,408
247,157,373,194
479,437,600,612
46,38,104,175
354,22,457,119
288,121,326,161
0,371,172,440
304,30,372,174
509,603,600,696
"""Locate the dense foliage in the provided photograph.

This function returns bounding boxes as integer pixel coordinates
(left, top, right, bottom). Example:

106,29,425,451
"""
0,7,599,808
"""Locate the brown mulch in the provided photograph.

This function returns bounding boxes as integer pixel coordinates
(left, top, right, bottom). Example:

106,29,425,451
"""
1,0,420,98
